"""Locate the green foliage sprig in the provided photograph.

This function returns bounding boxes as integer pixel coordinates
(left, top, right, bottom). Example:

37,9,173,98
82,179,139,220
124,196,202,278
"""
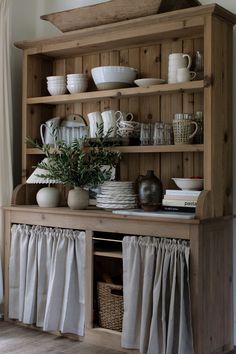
27,126,121,188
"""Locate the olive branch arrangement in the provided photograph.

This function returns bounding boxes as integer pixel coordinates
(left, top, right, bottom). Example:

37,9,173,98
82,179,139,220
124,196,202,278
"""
27,124,121,188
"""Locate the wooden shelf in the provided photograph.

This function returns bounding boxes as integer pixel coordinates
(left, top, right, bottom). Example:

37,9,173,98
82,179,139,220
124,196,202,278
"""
26,80,205,105
26,144,204,155
94,251,122,259
114,144,204,153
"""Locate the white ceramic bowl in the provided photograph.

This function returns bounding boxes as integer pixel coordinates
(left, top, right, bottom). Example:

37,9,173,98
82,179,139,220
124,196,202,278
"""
91,66,137,90
47,75,65,81
47,85,67,95
67,78,88,83
67,83,88,94
134,78,165,87
47,78,65,81
67,73,88,78
172,178,204,191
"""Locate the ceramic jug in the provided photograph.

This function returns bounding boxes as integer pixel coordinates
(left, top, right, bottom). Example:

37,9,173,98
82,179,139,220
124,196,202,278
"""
87,112,103,138
40,117,61,145
138,170,163,211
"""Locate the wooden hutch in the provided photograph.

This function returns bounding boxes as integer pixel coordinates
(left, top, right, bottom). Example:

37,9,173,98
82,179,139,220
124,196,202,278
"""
4,4,236,354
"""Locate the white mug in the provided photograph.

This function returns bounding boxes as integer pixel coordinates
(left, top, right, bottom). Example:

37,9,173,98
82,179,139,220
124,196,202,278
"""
101,110,116,137
115,110,134,122
176,67,196,83
87,112,103,138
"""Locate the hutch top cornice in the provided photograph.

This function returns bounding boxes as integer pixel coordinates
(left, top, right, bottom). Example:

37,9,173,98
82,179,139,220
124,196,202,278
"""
14,4,236,57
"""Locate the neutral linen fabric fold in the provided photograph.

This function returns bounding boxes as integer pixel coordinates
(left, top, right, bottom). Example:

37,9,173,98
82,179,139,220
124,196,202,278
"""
0,0,13,313
8,224,85,336
122,236,194,354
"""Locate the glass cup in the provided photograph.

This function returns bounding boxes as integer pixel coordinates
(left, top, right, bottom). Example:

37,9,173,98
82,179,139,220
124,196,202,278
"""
153,122,165,145
140,123,154,145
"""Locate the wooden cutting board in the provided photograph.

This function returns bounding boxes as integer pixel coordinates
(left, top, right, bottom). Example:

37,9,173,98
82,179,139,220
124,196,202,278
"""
41,0,201,33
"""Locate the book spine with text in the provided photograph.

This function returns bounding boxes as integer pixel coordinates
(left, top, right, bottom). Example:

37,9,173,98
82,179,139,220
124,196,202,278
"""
165,189,201,196
162,199,197,207
163,194,199,201
162,205,196,213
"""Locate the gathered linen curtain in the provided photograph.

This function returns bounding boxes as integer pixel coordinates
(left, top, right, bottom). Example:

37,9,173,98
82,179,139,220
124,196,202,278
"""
0,0,13,311
9,224,85,336
122,236,194,354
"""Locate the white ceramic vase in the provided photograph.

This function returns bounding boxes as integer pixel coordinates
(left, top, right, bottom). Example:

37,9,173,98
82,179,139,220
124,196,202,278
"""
36,187,60,208
67,187,89,210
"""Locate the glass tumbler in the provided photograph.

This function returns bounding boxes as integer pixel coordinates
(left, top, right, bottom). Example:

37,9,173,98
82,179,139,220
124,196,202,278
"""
153,122,165,145
140,123,154,145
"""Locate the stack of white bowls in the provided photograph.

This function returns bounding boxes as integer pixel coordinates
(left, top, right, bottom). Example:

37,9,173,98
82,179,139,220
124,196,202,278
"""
47,76,66,96
66,73,88,94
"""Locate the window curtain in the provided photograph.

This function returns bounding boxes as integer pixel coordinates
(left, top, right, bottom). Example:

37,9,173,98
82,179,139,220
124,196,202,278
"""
9,224,85,336
122,236,194,354
0,0,13,312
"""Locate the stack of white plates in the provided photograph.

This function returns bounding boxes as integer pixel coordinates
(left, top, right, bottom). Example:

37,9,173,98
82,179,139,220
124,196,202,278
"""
96,181,138,209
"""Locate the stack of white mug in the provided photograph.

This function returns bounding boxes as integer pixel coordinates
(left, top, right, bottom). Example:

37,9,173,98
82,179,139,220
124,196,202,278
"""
168,53,196,83
87,110,137,138
87,110,117,138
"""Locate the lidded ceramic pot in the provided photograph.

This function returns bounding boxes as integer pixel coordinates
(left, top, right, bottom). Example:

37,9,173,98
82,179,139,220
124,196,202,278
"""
138,170,163,211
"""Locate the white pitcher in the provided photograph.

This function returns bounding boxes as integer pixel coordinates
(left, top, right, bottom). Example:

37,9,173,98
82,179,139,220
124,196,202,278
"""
40,117,61,145
168,53,192,83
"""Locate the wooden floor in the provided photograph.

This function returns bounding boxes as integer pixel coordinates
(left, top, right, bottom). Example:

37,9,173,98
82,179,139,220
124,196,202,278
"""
1,320,235,354
0,321,126,354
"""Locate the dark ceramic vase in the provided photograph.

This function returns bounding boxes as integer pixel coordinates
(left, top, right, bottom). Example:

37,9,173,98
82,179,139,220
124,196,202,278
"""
138,170,163,211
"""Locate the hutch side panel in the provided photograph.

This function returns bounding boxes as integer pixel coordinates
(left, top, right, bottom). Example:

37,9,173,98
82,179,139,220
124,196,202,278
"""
203,16,233,217
189,219,233,354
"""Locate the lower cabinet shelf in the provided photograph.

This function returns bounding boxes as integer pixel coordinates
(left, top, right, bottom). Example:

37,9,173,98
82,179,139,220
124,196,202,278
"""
93,250,122,258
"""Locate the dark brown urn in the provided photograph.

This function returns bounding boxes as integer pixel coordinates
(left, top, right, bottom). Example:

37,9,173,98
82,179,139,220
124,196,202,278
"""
138,170,163,211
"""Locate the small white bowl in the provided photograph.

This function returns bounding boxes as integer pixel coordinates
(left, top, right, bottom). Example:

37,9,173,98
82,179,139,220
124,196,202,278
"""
67,73,88,79
47,83,66,86
47,75,65,81
67,83,88,94
47,78,65,81
91,66,137,90
134,78,165,87
47,86,67,95
67,79,88,83
172,178,204,191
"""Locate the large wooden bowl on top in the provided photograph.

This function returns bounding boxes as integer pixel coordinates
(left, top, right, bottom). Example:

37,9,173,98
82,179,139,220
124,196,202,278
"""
40,0,201,33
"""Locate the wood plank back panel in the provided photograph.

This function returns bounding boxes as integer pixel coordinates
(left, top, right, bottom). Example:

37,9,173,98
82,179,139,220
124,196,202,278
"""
193,37,204,178
160,40,183,190
27,55,53,98
24,38,205,188
126,47,141,181
182,38,194,178
64,57,83,116
82,54,100,125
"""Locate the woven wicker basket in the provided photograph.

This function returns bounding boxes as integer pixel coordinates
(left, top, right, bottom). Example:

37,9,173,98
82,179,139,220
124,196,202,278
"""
172,119,198,144
97,281,124,332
